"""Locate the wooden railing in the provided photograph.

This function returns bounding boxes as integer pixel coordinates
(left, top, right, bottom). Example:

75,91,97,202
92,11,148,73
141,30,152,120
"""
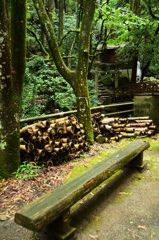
112,82,159,101
20,101,134,124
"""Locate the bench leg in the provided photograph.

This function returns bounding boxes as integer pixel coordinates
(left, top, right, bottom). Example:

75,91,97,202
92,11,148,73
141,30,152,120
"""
49,209,76,240
129,151,147,172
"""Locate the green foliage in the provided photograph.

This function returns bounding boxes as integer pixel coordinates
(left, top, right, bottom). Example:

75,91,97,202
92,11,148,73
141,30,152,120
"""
20,55,77,118
12,161,45,180
21,56,99,119
100,74,114,88
94,2,147,46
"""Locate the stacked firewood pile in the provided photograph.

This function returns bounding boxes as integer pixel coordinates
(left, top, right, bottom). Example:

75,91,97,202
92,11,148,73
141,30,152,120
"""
92,112,156,142
20,113,156,166
20,116,89,166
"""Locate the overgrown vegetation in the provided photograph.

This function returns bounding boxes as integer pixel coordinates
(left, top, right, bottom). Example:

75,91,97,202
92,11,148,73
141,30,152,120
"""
21,55,99,119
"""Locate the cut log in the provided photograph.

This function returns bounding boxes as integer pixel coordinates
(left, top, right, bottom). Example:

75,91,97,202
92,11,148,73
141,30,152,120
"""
43,144,53,153
127,116,149,120
122,128,135,133
112,124,125,128
121,132,136,138
149,125,156,130
135,120,153,123
100,118,115,124
126,123,147,127
20,127,33,136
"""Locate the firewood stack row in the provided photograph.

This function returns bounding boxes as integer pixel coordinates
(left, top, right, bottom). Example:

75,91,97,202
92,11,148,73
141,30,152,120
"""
92,113,156,142
20,116,89,166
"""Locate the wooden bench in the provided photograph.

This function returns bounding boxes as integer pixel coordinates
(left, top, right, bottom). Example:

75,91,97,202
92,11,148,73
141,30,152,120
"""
15,140,150,240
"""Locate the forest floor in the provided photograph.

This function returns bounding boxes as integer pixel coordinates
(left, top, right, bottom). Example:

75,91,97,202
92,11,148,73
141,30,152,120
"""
0,136,159,240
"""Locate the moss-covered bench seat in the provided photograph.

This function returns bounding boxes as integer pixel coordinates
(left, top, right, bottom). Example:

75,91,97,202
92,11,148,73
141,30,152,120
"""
15,140,149,240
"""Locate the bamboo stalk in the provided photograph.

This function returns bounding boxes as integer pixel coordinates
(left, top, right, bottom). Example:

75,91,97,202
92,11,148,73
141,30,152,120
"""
43,144,53,153
112,124,125,128
105,125,113,131
135,120,153,123
36,121,46,129
55,116,70,123
20,126,33,136
55,141,62,147
66,126,74,133
100,118,115,124
120,132,136,138
122,128,135,133
20,138,27,145
126,123,147,127
61,138,69,143
46,160,53,167
128,116,149,120
149,125,156,130
20,144,29,153
113,128,121,132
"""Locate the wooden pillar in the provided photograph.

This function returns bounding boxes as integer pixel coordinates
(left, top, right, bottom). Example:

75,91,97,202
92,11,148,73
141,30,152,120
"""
129,152,147,172
48,209,76,240
115,64,119,88
95,66,98,98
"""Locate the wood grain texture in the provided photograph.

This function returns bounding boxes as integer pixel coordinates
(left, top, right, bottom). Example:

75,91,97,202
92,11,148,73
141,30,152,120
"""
15,140,150,231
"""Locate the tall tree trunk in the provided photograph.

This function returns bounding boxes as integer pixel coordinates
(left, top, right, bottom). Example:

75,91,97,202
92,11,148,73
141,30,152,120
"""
59,0,64,51
33,0,95,144
68,0,81,68
130,0,140,84
0,0,26,178
75,0,95,142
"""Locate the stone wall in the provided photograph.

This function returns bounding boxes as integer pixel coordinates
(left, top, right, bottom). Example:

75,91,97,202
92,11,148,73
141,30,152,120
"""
134,94,159,131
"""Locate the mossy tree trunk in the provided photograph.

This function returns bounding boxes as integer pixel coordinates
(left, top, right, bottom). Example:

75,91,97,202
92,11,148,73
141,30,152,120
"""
0,0,26,178
33,0,95,144
59,0,64,51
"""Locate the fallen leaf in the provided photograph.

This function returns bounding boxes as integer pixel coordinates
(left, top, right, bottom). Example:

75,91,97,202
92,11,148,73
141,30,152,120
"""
89,234,99,239
132,233,139,238
118,192,129,195
137,225,147,230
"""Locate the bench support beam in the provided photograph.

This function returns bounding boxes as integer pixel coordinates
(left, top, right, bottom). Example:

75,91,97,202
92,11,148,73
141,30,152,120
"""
49,209,76,240
129,151,147,172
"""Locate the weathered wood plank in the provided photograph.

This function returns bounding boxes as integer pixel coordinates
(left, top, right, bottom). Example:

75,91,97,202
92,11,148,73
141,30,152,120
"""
15,140,149,231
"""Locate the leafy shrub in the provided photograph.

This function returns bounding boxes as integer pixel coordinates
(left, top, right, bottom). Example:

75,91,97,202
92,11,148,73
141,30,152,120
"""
21,56,99,119
13,162,45,180
21,55,76,118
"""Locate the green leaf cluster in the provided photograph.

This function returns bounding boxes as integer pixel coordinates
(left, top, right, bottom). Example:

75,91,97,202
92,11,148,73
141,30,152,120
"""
12,161,45,180
20,55,77,118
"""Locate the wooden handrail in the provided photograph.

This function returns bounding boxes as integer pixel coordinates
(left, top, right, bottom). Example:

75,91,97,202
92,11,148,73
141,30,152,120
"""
20,101,134,124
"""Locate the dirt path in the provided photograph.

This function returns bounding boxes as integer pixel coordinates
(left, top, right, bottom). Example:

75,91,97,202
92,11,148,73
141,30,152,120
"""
73,151,159,240
0,141,159,240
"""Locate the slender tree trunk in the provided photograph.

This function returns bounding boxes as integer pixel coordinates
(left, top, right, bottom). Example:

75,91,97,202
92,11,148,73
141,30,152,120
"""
68,0,81,68
0,0,26,178
74,0,95,143
33,0,95,143
59,0,64,51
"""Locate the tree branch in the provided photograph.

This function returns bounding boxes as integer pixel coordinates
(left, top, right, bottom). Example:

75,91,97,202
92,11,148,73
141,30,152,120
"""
58,29,80,47
148,0,159,20
33,0,76,88
27,27,50,58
